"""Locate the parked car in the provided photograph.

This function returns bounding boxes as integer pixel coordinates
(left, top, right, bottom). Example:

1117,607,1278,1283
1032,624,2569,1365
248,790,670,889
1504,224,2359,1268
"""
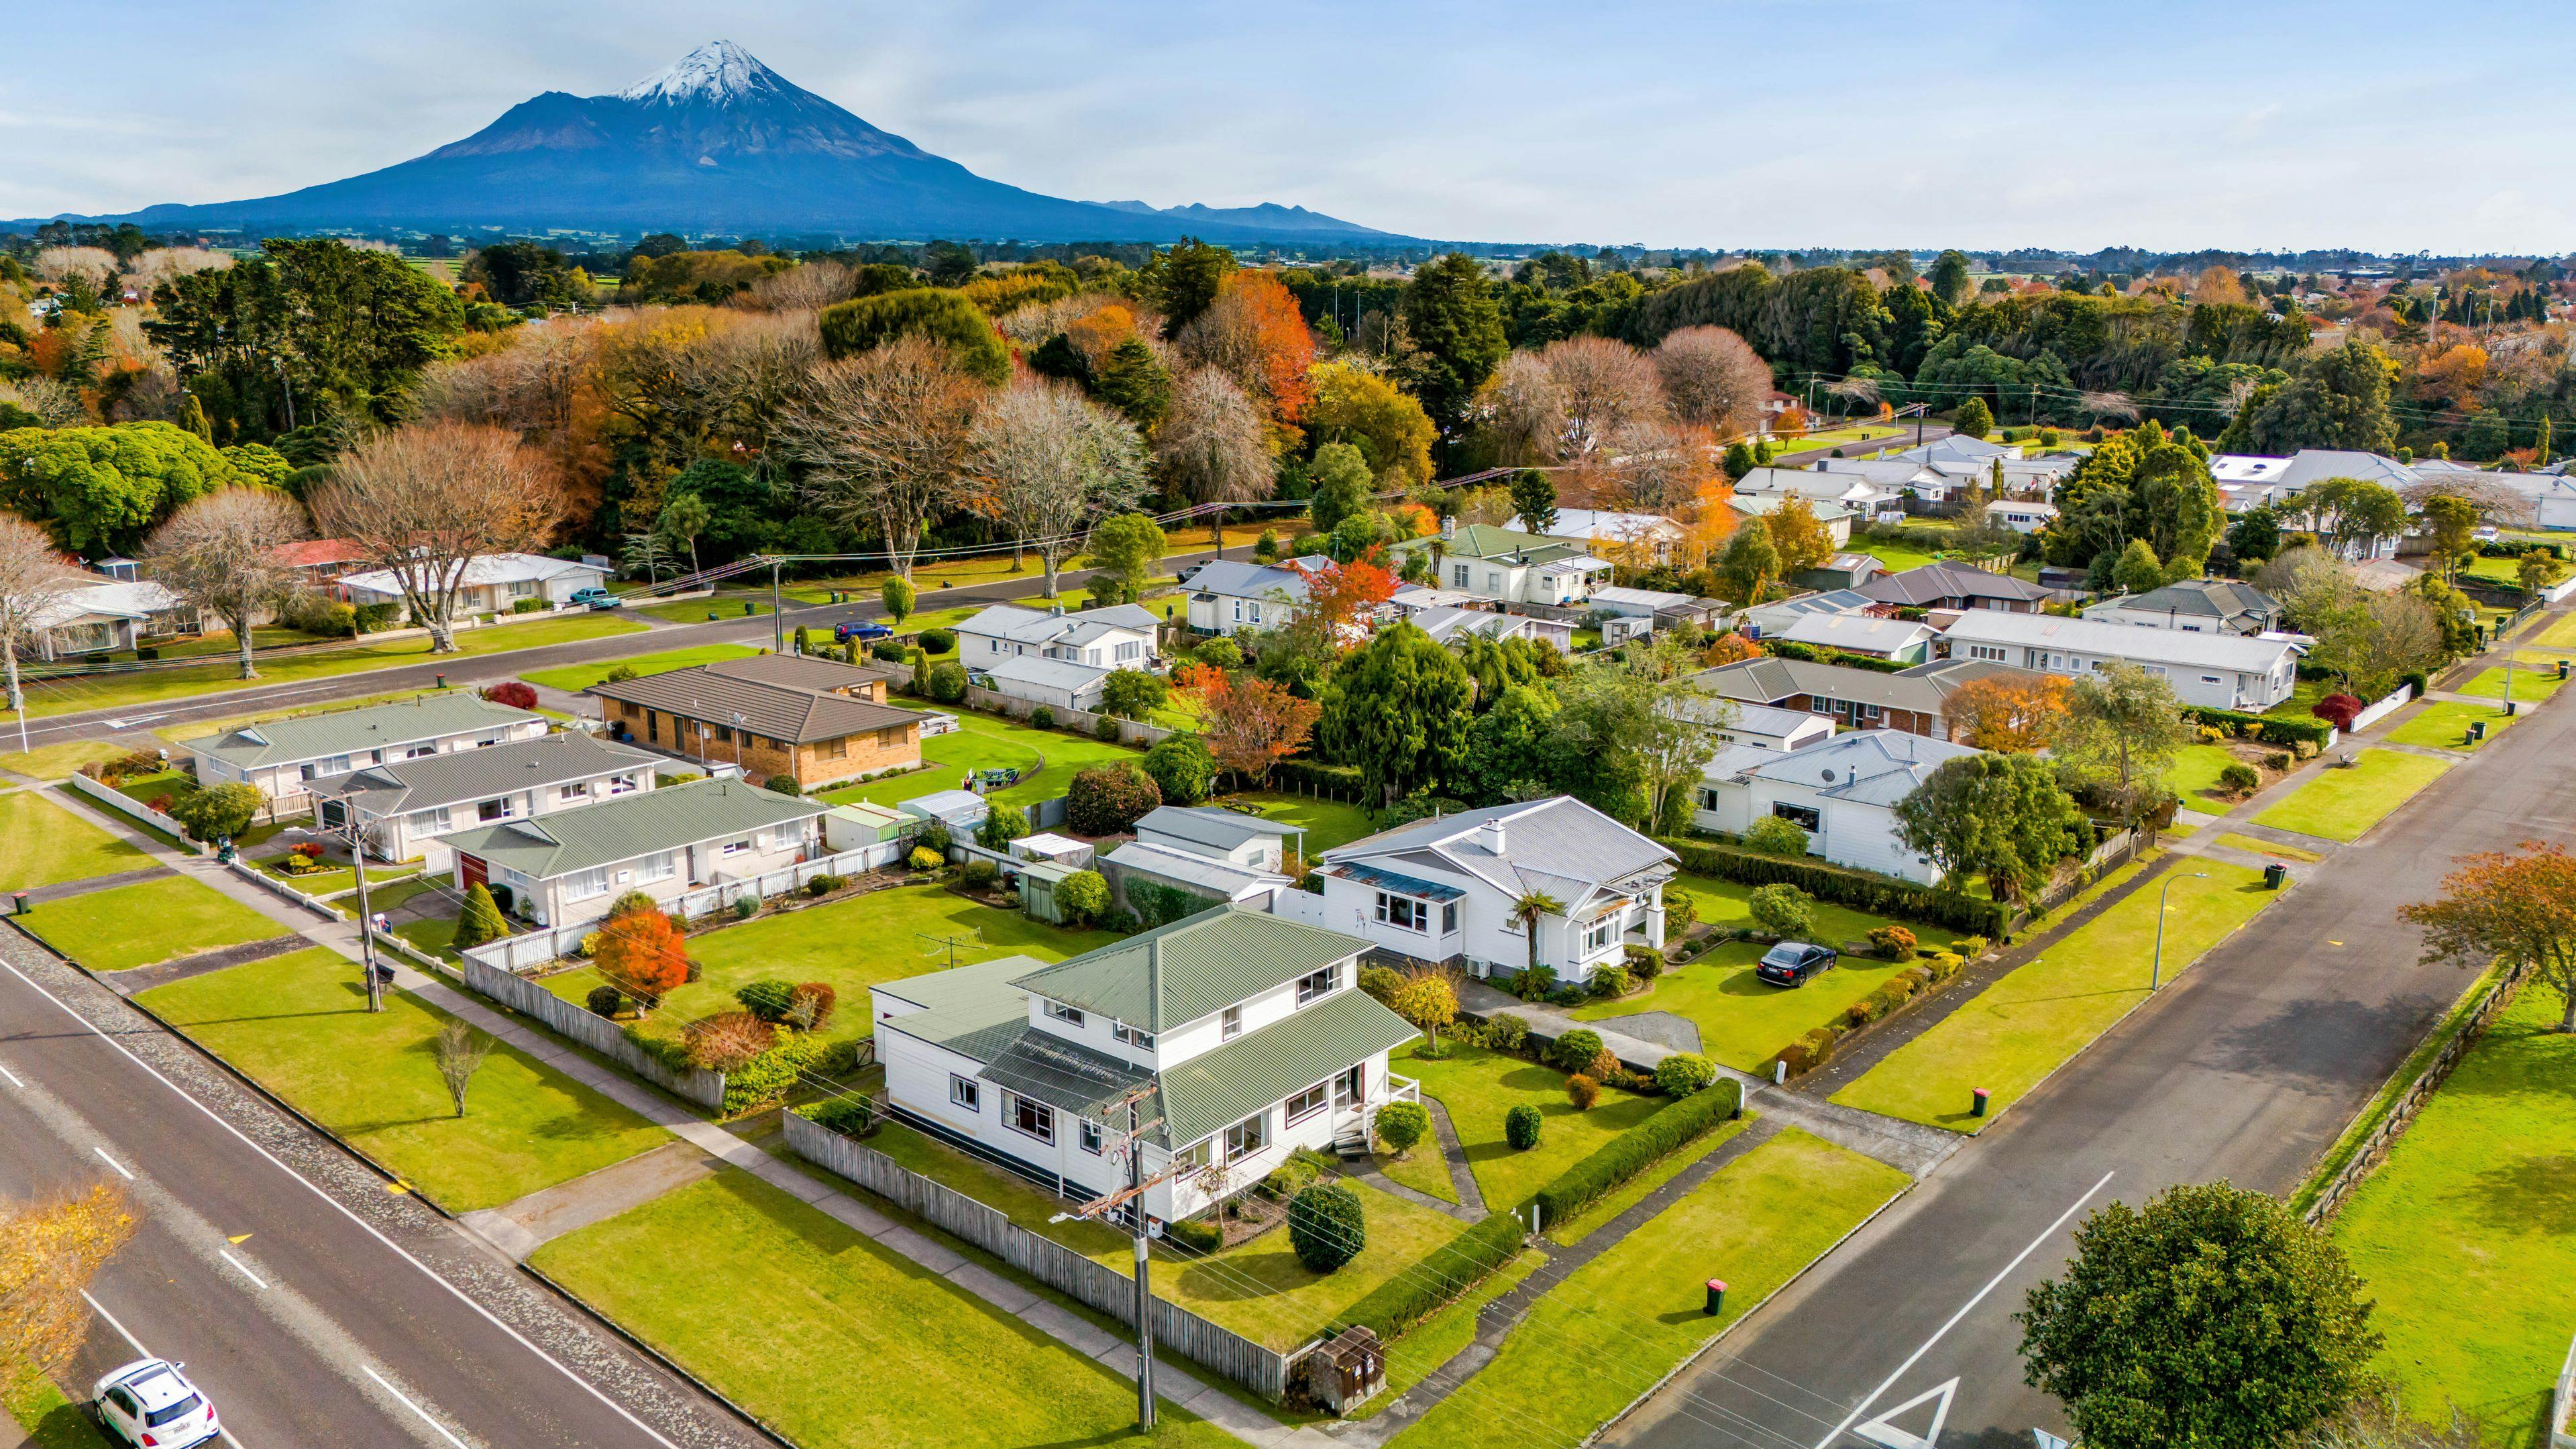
568,587,625,610
94,1359,218,1448
1174,563,1205,586
833,620,893,643
1754,941,1837,987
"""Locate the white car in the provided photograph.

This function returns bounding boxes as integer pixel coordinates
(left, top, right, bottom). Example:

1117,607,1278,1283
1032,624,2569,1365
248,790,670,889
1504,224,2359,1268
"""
94,1358,219,1448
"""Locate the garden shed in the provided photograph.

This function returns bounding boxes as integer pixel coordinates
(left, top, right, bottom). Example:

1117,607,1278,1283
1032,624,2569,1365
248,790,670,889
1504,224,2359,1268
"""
1011,833,1093,868
823,801,914,850
902,789,989,836
1018,859,1079,924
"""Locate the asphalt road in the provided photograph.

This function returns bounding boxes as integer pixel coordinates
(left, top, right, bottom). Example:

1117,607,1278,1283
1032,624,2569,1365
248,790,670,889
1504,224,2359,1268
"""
0,928,765,1449
1613,660,2576,1449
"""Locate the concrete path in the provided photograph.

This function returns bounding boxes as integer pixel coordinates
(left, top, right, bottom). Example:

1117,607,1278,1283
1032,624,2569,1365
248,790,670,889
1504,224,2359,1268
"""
1421,1098,1487,1216
462,1140,716,1261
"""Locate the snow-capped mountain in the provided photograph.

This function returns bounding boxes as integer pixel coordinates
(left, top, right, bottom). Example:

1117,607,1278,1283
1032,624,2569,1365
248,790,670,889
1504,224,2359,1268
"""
56,42,1398,244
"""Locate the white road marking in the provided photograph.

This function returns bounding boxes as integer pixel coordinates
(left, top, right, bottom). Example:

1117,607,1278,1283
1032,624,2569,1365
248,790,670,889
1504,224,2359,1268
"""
0,1061,21,1087
81,1289,150,1357
1,955,684,1449
218,1248,270,1291
93,1145,135,1179
1811,1171,2114,1449
364,1364,472,1449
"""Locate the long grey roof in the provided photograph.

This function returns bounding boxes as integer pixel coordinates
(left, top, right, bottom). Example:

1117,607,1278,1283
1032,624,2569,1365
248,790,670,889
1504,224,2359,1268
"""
309,733,661,816
1324,796,1674,905
955,602,1160,647
1726,729,1981,807
1102,840,1285,897
187,694,544,769
2093,579,2277,620
1135,805,1297,855
1695,656,1962,714
1189,557,1324,604
977,655,1112,691
698,653,898,694
1010,904,1371,1033
1858,562,2053,607
434,777,823,879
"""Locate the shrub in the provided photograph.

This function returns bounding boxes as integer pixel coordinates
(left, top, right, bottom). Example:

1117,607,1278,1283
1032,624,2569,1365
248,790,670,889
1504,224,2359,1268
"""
735,979,797,1021
585,985,623,1018
963,857,1000,890
579,930,607,958
684,1011,777,1071
475,681,537,712
1531,1079,1746,1227
1141,734,1217,806
787,982,837,1030
1748,883,1815,938
1358,964,1404,1005
1659,837,2011,940
802,1095,876,1136
1484,1013,1529,1052
1867,925,1917,960
1549,1028,1605,1074
1164,1216,1223,1253
1287,1184,1366,1273
453,883,509,949
1588,964,1632,998
1055,869,1110,924
1097,906,1140,934
1654,1053,1717,1095
1953,936,1987,959
1260,1149,1332,1201
871,639,908,663
2218,761,2261,796
1664,890,1698,932
803,873,844,898
1128,879,1209,930
764,773,802,796
2311,692,2365,730
1743,814,1811,858
928,661,967,704
731,894,759,921
1031,706,1055,730
720,1030,826,1114
1339,1211,1527,1340
1195,637,1243,669
977,803,1030,851
1252,528,1281,564
1067,763,1161,835
1566,1073,1602,1110
1094,713,1124,742
907,845,943,871
167,781,266,843
1774,1025,1841,1077
488,883,515,914
1375,1100,1431,1157
2183,704,2330,749
1621,943,1664,981
1511,963,1558,1002
608,889,660,919
920,627,955,654
1504,1103,1543,1150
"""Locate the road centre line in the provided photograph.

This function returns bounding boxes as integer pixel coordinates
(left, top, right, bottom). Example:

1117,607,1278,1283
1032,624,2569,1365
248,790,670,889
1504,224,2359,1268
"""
218,1249,270,1291
94,1145,135,1179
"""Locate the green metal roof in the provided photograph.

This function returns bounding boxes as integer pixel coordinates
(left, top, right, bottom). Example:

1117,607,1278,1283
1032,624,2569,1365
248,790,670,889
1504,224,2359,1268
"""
1009,905,1369,1032
186,694,542,769
874,955,1045,1057
435,776,822,880
1157,990,1419,1147
1392,523,1589,567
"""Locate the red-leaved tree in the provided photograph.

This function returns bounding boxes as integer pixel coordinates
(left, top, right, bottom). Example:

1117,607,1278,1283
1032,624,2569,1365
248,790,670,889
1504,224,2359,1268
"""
2311,692,2365,731
595,906,690,1010
2402,840,2576,1032
483,681,539,710
1193,669,1323,788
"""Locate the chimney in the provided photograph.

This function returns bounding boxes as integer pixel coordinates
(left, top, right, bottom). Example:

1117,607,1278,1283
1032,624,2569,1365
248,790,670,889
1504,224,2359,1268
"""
1479,818,1507,856
1441,515,1455,540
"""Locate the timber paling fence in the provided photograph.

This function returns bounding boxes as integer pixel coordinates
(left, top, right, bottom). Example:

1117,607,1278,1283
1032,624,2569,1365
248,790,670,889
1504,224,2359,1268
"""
2302,959,2531,1225
459,955,729,1111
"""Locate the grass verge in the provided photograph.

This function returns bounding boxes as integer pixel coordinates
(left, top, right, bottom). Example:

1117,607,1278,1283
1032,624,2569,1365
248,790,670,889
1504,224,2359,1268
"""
519,643,763,693
22,875,284,973
2252,749,2453,842
0,792,153,890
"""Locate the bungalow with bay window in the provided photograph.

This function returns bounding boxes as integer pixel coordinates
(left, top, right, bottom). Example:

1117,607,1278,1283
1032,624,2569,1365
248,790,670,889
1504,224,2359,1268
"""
871,906,1420,1226
186,695,549,812
432,776,826,929
307,732,661,870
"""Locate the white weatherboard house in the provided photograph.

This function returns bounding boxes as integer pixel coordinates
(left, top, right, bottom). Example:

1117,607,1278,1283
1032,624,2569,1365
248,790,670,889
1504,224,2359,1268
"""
1693,731,1978,885
871,907,1421,1226
955,602,1159,672
1941,609,2304,710
1517,509,1687,565
308,731,661,869
337,552,609,615
1277,797,1675,986
24,578,198,659
432,776,826,929
186,695,550,811
1388,525,1611,608
1185,555,1330,634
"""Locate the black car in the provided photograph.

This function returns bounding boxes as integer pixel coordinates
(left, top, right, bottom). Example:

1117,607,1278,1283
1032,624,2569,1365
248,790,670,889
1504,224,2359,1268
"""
1754,941,1837,987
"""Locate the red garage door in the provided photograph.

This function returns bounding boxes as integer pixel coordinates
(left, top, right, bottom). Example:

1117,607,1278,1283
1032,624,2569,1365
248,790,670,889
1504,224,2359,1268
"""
459,854,488,890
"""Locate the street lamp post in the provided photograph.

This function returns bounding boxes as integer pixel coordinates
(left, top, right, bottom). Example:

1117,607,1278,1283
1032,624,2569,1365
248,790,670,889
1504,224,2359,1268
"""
2150,872,2210,991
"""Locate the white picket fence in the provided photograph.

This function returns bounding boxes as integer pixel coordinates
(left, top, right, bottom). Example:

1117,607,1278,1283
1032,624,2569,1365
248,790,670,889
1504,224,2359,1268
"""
64,774,203,853
458,839,910,974
2349,681,2417,735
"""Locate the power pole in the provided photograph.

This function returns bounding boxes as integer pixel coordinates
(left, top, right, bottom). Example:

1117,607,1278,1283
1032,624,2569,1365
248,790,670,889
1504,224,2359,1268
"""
770,557,784,653
343,812,382,1012
1128,1095,1157,1431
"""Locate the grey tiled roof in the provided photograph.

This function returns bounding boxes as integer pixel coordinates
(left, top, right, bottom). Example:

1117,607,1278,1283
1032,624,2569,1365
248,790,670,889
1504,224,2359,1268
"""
308,733,661,816
1857,562,2053,607
589,664,928,744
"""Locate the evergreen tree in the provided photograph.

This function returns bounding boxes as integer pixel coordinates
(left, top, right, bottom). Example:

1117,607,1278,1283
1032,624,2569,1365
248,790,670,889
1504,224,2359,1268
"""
1928,249,1974,307
2112,537,2166,594
453,883,509,949
1399,254,1508,438
1091,337,1174,431
1319,623,1474,804
1508,468,1558,533
1306,442,1375,534
1953,397,1993,440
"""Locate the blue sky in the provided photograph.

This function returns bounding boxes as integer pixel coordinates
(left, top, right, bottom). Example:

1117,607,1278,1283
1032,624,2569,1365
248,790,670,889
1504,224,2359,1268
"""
9,0,2571,253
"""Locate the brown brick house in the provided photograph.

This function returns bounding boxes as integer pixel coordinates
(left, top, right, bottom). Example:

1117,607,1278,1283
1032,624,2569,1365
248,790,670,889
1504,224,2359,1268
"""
1692,655,2037,740
588,654,928,790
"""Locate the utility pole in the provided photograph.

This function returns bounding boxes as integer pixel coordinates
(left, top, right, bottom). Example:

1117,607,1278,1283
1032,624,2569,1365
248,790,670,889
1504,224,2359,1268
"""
770,557,784,653
341,810,382,1012
2150,871,2210,991
1128,1095,1157,1430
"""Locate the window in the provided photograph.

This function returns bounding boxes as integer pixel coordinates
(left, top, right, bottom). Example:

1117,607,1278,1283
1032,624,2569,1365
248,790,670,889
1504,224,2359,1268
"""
1441,901,1458,934
1772,802,1821,830
478,798,511,822
989,637,1001,653
1248,602,1264,625
563,866,611,902
1174,1138,1212,1171
647,712,659,743
1451,563,1470,588
1584,917,1617,953
1374,892,1426,932
1115,641,1142,662
1220,1005,1242,1040
1699,787,1721,810
1285,1081,1330,1123
950,1075,980,1111
877,727,904,747
1044,1001,1086,1028
1232,598,1244,623
633,851,675,883
719,835,753,857
1485,571,1501,592
824,737,847,759
557,782,591,803
1004,1091,1055,1144
1295,965,1341,1005
713,725,734,745
2201,674,2222,685
1223,1113,1268,1161
619,700,641,719
402,743,437,759
1112,1021,1155,1049
1079,1121,1104,1154
1966,644,2008,662
607,773,639,796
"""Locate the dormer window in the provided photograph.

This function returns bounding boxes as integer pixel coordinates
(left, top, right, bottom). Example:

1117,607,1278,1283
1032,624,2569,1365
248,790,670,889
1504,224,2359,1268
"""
1112,1021,1155,1049
1295,965,1341,1006
1044,1002,1085,1028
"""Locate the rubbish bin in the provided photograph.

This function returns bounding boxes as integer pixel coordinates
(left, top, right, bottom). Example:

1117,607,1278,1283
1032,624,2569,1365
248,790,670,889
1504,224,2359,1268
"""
2264,862,2287,890
743,600,756,616
2468,720,2487,743
2559,659,2571,682
11,891,28,916
1971,1087,1991,1118
372,963,396,986
1704,1279,1727,1317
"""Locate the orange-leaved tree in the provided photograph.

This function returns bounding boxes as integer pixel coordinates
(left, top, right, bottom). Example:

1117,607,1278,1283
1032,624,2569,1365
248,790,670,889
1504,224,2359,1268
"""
1945,673,2071,752
2401,840,2576,1032
1703,631,1765,667
595,904,690,1011
1193,669,1323,788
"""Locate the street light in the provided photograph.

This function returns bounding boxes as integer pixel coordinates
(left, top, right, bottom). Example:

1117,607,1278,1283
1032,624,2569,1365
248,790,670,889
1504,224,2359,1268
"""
2150,872,2210,992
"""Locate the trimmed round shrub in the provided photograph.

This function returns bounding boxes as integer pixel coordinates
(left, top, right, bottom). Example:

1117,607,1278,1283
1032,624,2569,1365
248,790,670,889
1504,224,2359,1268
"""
803,873,844,898
1374,1100,1430,1157
735,979,797,1021
1867,925,1918,961
803,1095,875,1136
1031,706,1056,730
2218,761,2261,795
928,661,968,703
585,985,623,1018
871,639,909,663
481,680,539,710
1654,1052,1717,1096
1566,1073,1602,1110
1748,883,1815,939
1066,763,1161,836
1141,733,1217,806
1549,1027,1605,1075
1743,814,1810,858
1503,1102,1542,1150
1094,713,1124,742
764,773,802,796
1287,1184,1366,1274
1195,637,1244,669
1055,869,1110,924
908,845,943,871
920,627,956,654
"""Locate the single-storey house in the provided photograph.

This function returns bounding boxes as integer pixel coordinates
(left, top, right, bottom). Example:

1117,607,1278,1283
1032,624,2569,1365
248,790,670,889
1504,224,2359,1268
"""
1518,508,1688,566
1729,494,1857,545
1986,500,2061,534
1741,588,1875,640
1734,466,1903,514
1134,805,1301,873
1693,730,1980,885
1693,655,2019,740
307,731,661,869
871,906,1420,1226
955,602,1159,672
1389,525,1611,608
187,694,550,811
2082,579,2284,636
1769,612,1936,662
1185,555,1330,635
25,578,199,659
435,776,827,929
1939,609,2304,710
590,655,928,790
975,654,1114,713
270,539,373,594
1858,562,2053,614
338,553,610,616
1671,697,1837,753
1410,604,1571,653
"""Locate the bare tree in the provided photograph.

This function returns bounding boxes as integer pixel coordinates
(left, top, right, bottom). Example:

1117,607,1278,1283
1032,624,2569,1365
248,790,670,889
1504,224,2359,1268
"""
1156,368,1276,551
1599,420,1720,516
0,376,85,427
686,310,823,464
972,382,1150,596
123,247,233,293
309,423,561,651
433,1020,496,1118
1538,337,1666,460
32,246,117,286
142,489,311,680
1655,326,1773,434
775,336,985,580
2078,390,2140,423
741,260,857,313
0,516,83,747
1475,351,1566,466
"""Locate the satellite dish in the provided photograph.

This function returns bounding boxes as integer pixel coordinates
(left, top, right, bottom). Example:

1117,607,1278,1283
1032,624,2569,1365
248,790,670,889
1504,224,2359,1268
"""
1822,768,1837,782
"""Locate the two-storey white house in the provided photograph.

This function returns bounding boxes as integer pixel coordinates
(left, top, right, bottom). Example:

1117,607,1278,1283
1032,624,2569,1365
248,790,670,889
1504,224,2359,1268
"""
186,695,551,812
432,776,826,929
1185,556,1331,635
1940,609,2305,710
871,906,1420,1225
307,732,662,869
1387,525,1611,608
1276,798,1675,987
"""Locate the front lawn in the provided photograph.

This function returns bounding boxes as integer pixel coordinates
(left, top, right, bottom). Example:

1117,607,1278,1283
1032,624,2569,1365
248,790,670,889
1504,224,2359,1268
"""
2457,653,2566,703
0,737,130,781
0,792,151,890
541,883,1116,1040
1161,1179,1470,1351
528,1170,1238,1449
1393,1040,1660,1214
2214,832,2322,863
137,947,667,1212
2332,985,2576,1441
1395,1128,1907,1449
1573,940,1928,1072
1218,791,1380,855
519,643,763,693
2532,610,2576,649
22,875,284,972
2253,749,2453,842
2162,741,2281,811
2384,700,2520,751
2259,676,2334,719
818,710,1146,816
262,861,421,898
1664,872,1937,952
1833,861,2275,1130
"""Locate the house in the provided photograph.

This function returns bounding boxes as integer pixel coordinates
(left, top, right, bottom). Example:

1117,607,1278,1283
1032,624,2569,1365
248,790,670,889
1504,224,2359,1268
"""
269,539,372,594
1134,806,1301,872
1816,457,1957,502
1410,604,1572,653
1185,555,1330,634
1102,840,1293,913
1728,494,1857,545
1741,588,1875,640
337,553,610,616
1517,508,1687,566
2083,579,2284,636
23,578,199,659
1793,553,1885,592
1389,524,1611,608
2209,453,2296,513
1734,465,1902,514
870,906,1420,1226
1693,655,2018,739
955,602,1159,673
434,776,826,930
1769,612,1936,663
307,731,661,869
976,655,1119,713
589,655,928,790
1939,609,2304,710
1668,695,1836,753
1858,562,2053,614
1585,586,1725,634
1693,731,1980,885
1385,584,1477,618
1986,500,2061,533
186,694,550,811
1277,796,1675,986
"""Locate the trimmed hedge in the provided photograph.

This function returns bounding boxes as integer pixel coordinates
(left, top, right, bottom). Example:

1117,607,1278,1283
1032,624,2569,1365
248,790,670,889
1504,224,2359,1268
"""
2184,704,2332,748
1761,639,1909,674
799,1095,876,1136
1660,837,2010,939
1336,1210,1527,1341
1532,1077,1746,1226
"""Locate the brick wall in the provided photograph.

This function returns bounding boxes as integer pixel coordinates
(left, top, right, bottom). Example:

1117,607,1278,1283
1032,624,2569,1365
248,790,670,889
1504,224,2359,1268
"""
606,700,916,788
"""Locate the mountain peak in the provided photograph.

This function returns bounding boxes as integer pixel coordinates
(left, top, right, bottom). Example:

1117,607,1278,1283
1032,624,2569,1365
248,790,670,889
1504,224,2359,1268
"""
617,40,784,104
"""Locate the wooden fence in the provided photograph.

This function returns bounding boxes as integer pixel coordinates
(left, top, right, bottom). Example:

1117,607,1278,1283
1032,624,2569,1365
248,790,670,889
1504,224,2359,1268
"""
782,1110,1307,1401
2010,827,2142,934
459,954,728,1111
962,686,1174,749
2303,961,2530,1224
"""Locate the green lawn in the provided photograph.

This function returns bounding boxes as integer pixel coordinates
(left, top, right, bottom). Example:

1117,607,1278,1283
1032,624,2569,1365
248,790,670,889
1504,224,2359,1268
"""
529,1169,1238,1449
260,861,422,898
2384,700,2520,751
1767,425,1902,455
2331,985,2576,1442
3,1371,102,1449
1574,940,1927,1072
1362,1250,1545,1418
1396,1128,1907,1449
1375,1138,1459,1203
1392,1040,1660,1214
2259,676,2334,719
0,738,130,781
22,875,284,972
637,595,777,625
1664,872,1935,952
2164,742,2255,810
1551,1117,1752,1246
0,792,152,890
2456,654,2566,702
818,711,1146,814
2252,749,2454,841
2532,610,2576,649
542,883,1116,1041
2214,832,2322,863
137,947,667,1212
1218,791,1380,855
1833,862,2275,1130
1161,1180,1470,1351
519,643,763,693
20,614,647,720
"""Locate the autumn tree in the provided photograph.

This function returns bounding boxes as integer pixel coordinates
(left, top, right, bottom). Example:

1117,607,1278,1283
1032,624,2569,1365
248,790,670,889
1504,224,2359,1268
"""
971,382,1150,596
1702,631,1764,667
0,1181,138,1387
2402,841,2576,1032
1652,325,1772,435
1945,673,2070,752
1766,496,1834,578
1177,270,1315,441
1307,362,1436,488
816,287,1009,384
594,904,690,1011
776,337,984,580
1192,669,1322,788
143,488,310,680
1718,517,1778,603
1156,368,1277,551
310,423,561,651
0,515,80,735
1258,551,1401,692
1385,967,1460,1052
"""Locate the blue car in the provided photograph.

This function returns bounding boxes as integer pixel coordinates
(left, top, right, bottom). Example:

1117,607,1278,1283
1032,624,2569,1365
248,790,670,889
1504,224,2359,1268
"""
834,620,894,643
568,587,625,610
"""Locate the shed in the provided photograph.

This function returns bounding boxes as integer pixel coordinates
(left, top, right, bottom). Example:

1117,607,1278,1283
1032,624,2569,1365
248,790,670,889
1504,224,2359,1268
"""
1012,833,1093,868
902,789,989,835
824,802,915,851
1018,859,1079,924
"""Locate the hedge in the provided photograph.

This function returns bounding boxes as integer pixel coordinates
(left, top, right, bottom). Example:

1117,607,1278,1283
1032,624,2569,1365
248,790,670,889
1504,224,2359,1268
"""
1336,1210,1527,1341
1761,639,1909,674
2183,705,2331,748
1659,837,2010,939
1127,879,1215,930
1271,757,1369,800
1531,1077,1745,1226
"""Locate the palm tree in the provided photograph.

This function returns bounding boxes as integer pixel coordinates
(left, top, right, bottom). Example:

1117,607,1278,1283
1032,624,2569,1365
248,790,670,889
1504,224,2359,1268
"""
1510,889,1565,985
